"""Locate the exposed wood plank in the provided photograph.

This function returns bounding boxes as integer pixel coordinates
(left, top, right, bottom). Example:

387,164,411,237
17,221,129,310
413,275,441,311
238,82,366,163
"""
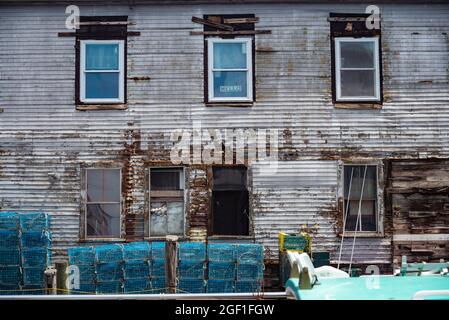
58,31,140,37
191,16,234,31
190,30,271,36
223,17,259,24
76,104,128,111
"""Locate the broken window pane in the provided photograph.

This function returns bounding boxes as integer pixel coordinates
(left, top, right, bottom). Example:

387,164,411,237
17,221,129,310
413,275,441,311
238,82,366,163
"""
150,202,168,236
86,169,120,202
167,202,184,235
343,165,377,232
86,203,121,237
150,168,182,191
150,201,184,236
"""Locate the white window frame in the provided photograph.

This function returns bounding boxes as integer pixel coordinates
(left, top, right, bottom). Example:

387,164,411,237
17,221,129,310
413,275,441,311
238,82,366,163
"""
207,37,253,102
340,163,383,234
80,40,125,104
335,37,380,102
148,167,186,237
84,167,123,240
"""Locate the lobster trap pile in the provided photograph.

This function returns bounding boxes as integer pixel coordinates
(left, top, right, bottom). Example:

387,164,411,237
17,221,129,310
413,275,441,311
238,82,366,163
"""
0,212,52,295
67,241,264,294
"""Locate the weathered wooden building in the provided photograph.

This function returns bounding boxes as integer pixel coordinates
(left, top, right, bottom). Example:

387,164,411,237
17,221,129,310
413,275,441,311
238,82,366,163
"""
1,0,449,286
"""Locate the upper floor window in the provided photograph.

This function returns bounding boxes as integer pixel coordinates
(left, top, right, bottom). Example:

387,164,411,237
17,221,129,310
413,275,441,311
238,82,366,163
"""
329,13,382,105
207,38,253,102
74,16,129,108
84,168,122,238
80,40,125,103
334,37,380,102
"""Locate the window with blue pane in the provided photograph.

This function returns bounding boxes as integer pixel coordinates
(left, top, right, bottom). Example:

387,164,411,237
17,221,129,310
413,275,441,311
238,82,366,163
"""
208,38,253,102
80,40,125,103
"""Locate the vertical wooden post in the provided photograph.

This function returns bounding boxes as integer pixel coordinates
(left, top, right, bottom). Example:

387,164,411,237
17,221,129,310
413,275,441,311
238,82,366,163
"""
165,235,179,293
55,262,68,295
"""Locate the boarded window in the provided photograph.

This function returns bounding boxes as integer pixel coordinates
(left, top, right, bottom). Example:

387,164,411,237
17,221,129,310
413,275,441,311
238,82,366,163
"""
149,168,184,236
212,167,249,236
343,165,378,232
85,168,121,238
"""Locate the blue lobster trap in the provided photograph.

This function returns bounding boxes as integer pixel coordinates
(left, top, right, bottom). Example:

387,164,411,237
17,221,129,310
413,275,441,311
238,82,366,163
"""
178,242,206,262
68,246,95,265
0,230,19,248
95,244,123,263
96,262,123,282
123,278,152,293
76,264,96,283
177,278,205,294
151,277,166,293
21,231,51,248
235,244,264,263
123,242,151,261
206,280,234,293
0,249,21,266
208,261,236,280
0,266,21,286
207,243,236,262
124,260,150,279
96,281,123,294
178,260,206,279
0,212,19,230
236,262,264,280
70,282,96,295
22,267,45,286
19,213,50,232
151,242,165,260
151,259,166,278
21,248,50,267
0,283,21,295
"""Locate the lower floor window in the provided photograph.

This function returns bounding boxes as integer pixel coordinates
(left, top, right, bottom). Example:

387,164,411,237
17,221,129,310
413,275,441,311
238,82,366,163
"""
149,168,185,236
212,167,249,236
343,165,378,232
85,168,122,238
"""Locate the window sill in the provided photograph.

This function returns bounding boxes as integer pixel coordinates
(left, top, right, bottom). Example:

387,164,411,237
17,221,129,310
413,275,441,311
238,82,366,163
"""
79,238,127,243
338,232,383,238
206,102,253,108
334,103,382,110
76,104,128,111
144,236,187,241
208,235,254,241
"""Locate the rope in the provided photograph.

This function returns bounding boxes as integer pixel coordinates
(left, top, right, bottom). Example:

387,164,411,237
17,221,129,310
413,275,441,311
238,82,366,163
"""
348,165,367,275
337,167,354,269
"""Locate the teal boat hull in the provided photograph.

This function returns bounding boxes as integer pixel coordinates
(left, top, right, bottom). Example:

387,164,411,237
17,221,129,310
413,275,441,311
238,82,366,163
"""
285,275,449,300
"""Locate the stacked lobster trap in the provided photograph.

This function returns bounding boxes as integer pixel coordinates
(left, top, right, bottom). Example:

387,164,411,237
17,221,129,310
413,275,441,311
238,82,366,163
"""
0,212,52,295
